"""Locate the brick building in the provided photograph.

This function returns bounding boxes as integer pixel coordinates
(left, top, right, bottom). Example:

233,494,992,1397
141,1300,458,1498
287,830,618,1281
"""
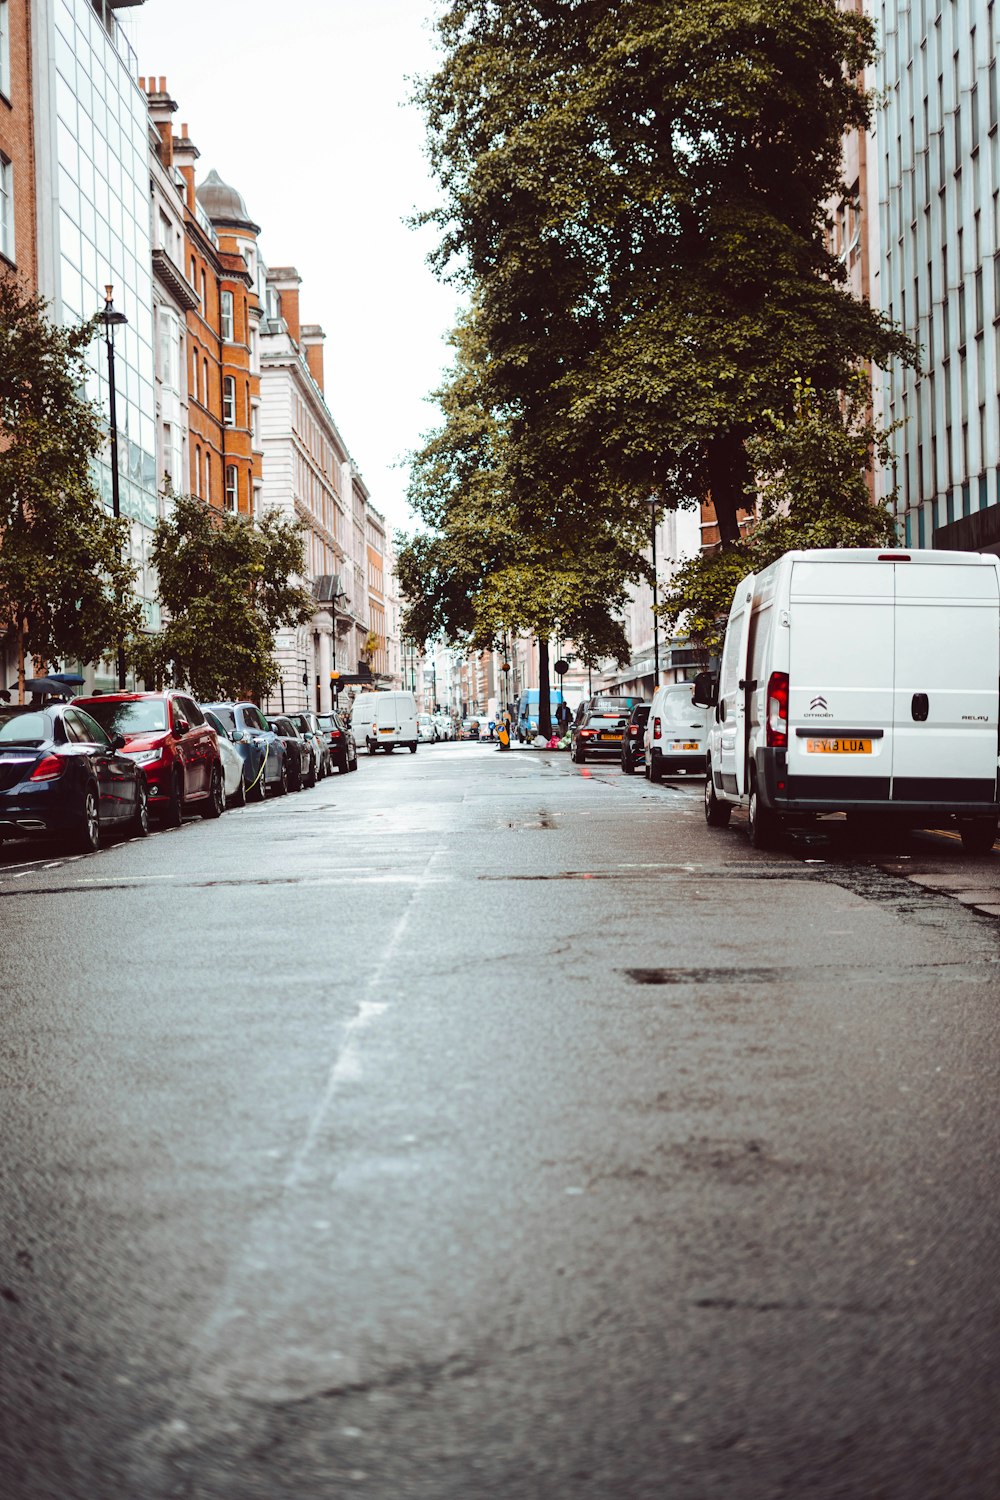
0,0,37,288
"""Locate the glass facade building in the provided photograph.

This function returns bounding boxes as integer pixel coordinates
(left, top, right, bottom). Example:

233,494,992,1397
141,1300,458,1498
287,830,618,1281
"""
32,0,159,632
873,0,1000,549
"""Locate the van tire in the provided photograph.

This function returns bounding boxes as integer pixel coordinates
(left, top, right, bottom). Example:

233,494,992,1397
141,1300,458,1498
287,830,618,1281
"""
648,755,663,783
958,815,999,854
409,742,417,753
704,773,732,828
367,739,377,755
747,776,778,849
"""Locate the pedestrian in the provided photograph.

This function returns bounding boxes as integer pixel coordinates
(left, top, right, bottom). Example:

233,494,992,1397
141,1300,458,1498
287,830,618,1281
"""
556,700,571,735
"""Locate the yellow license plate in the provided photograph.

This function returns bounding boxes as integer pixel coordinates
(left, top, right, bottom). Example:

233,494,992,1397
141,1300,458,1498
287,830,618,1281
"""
379,727,394,733
599,733,622,741
670,741,699,751
805,738,872,754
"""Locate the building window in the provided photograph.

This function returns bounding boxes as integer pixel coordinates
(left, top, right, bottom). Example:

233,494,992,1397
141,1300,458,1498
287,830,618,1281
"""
220,290,233,342
191,348,199,403
0,2,9,101
203,357,209,407
204,454,211,505
200,267,207,311
195,445,202,498
223,376,236,426
225,465,238,512
0,155,12,263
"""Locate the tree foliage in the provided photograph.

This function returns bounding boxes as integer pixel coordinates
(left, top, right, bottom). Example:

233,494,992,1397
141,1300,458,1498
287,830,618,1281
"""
131,492,315,702
396,310,651,675
418,0,915,545
660,372,900,657
0,275,141,698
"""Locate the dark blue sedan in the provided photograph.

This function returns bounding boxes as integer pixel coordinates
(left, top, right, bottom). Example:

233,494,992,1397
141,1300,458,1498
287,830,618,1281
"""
0,703,149,853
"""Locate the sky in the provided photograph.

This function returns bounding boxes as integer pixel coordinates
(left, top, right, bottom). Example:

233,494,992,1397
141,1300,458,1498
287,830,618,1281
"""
127,0,461,536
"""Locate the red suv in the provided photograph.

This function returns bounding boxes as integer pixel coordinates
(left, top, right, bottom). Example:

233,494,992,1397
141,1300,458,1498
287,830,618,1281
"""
74,692,224,825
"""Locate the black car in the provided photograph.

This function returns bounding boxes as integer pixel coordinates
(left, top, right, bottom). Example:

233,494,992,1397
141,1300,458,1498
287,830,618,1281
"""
316,711,358,774
571,710,629,764
267,716,315,790
202,702,287,798
0,702,148,852
620,703,651,774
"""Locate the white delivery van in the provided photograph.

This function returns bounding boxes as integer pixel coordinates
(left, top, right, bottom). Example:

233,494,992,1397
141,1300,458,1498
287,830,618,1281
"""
645,682,711,782
351,691,419,755
700,548,1000,851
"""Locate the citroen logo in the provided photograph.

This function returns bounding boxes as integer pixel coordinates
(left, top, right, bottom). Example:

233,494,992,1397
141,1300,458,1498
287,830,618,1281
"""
809,696,828,711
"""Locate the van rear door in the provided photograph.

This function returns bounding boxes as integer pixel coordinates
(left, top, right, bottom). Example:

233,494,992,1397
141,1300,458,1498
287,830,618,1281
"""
787,559,894,791
892,561,999,800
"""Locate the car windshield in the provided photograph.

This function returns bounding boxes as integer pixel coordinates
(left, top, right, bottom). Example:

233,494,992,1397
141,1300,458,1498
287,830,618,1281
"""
81,699,168,735
0,709,51,745
204,712,228,737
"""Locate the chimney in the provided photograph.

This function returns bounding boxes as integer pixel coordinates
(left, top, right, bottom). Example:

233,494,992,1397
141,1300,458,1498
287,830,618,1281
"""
301,325,326,392
267,267,302,343
144,76,178,171
173,121,200,213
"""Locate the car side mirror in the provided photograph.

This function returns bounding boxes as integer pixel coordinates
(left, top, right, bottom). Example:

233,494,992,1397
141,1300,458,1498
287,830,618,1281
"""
173,719,190,736
691,672,718,709
231,729,244,743
111,733,127,750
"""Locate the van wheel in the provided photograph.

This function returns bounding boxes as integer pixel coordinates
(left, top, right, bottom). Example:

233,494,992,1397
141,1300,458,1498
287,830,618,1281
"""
409,742,417,753
648,755,663,783
704,773,732,828
747,777,779,849
958,815,999,854
367,739,377,755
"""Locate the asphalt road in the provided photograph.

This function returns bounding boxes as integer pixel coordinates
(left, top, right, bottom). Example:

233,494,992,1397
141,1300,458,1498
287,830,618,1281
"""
2,741,999,1499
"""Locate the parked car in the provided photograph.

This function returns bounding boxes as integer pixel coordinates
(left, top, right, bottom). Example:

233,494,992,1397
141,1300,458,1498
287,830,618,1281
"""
201,702,288,798
571,709,628,763
620,703,651,774
267,716,315,790
289,712,332,778
0,702,149,852
417,713,437,743
203,710,247,807
316,711,358,774
645,684,710,783
460,718,483,741
434,713,453,741
76,691,224,824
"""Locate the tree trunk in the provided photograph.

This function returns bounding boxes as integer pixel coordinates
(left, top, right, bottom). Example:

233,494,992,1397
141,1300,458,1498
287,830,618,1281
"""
538,638,552,739
707,434,751,550
17,616,26,704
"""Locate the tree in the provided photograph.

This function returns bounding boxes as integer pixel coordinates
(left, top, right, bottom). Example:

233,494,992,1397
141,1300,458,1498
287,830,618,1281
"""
130,492,315,702
396,309,651,735
418,0,915,546
660,371,900,657
0,275,141,700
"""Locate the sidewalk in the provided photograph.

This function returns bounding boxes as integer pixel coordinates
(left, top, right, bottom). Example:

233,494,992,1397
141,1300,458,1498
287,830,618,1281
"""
882,831,1000,918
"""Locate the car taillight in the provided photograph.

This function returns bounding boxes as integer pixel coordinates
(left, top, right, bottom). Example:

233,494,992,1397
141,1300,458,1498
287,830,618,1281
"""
765,671,789,748
580,729,594,738
330,731,342,740
653,717,661,740
628,726,638,736
30,754,64,781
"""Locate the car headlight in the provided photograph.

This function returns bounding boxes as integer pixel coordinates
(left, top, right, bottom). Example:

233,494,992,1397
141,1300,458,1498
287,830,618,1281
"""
126,749,164,765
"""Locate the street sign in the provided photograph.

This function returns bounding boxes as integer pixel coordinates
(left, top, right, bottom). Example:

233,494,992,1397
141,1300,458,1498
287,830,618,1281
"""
554,659,569,675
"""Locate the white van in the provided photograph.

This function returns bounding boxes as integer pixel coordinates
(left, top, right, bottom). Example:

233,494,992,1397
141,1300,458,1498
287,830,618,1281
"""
644,683,711,782
701,548,1000,851
351,691,419,755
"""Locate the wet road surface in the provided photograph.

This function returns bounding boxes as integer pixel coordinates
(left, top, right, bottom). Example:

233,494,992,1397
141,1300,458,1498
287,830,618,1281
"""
2,742,999,1499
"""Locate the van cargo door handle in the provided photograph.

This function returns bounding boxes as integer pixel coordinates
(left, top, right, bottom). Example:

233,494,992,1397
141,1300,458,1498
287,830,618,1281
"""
911,693,929,722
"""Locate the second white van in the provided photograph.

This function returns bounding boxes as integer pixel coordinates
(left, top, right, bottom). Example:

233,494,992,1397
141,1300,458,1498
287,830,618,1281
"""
700,547,1000,851
644,683,711,782
350,691,419,755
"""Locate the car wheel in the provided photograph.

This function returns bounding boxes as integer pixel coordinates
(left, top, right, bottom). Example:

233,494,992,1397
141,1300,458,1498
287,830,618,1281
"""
247,760,266,801
622,755,635,775
131,778,150,837
747,776,779,849
704,771,732,828
273,757,289,796
306,756,317,789
349,750,358,771
230,770,247,808
409,742,417,754
338,749,350,774
576,749,587,765
162,771,184,827
202,764,225,818
69,785,101,854
958,815,999,854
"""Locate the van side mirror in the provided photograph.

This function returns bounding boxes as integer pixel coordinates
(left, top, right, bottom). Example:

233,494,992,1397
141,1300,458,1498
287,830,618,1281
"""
691,672,718,709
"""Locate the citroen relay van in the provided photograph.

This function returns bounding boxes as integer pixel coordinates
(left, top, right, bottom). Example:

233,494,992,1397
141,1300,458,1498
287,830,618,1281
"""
351,691,419,754
701,548,1000,852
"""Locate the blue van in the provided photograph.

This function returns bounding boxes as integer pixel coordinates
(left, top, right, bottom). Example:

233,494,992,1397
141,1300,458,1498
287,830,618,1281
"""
516,689,566,741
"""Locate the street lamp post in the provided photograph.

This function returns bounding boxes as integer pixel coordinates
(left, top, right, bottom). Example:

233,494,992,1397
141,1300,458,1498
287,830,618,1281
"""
647,499,660,691
101,285,128,690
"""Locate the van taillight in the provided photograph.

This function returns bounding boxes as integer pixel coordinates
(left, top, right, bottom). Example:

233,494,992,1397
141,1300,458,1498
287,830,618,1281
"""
765,672,789,748
653,717,662,740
